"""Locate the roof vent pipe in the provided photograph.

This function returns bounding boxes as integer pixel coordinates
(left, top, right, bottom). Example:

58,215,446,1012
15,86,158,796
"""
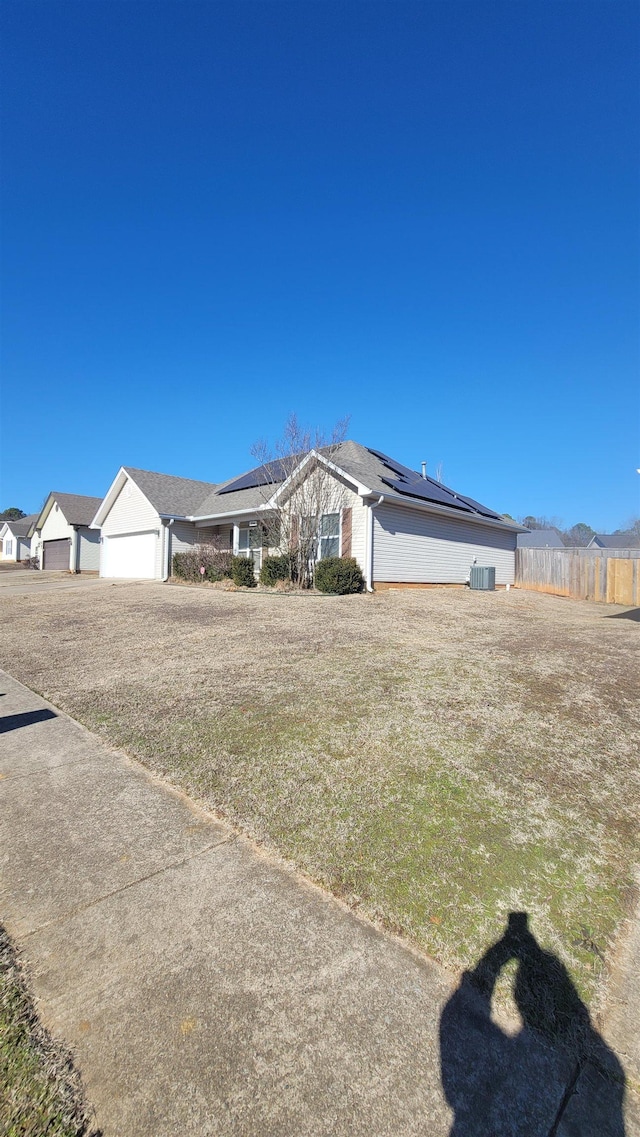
421,462,427,479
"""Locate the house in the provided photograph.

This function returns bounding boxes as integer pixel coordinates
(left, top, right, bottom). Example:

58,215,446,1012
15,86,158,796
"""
91,468,220,579
31,493,104,571
0,514,39,563
517,528,565,549
93,442,524,587
588,533,639,549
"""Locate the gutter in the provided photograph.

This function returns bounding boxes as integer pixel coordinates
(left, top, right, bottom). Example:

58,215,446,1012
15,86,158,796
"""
365,495,385,592
188,504,271,523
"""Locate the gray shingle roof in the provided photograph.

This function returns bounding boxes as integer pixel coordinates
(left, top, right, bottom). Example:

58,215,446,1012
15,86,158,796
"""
1,513,39,537
50,493,105,527
191,440,519,529
517,528,565,548
124,468,218,518
591,533,639,549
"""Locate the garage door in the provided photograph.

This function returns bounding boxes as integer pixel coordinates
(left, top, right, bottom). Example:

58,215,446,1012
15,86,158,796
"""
102,532,157,579
43,538,71,570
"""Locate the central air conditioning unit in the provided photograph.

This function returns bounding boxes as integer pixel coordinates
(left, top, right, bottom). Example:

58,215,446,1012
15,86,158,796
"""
470,565,496,591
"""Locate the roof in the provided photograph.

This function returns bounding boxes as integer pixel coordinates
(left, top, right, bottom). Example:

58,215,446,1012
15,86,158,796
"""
192,440,521,530
590,533,639,549
123,468,219,518
517,528,565,548
37,493,105,528
1,513,39,537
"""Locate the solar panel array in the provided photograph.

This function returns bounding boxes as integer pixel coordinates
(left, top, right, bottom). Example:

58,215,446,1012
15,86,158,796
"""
367,448,502,520
218,458,291,495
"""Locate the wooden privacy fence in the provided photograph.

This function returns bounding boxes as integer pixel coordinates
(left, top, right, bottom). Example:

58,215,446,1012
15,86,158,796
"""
515,547,640,606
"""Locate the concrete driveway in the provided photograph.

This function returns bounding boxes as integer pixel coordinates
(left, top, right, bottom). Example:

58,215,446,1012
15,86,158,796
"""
0,672,634,1136
0,571,149,596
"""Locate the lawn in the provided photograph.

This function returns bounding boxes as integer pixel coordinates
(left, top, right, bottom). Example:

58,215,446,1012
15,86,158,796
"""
1,581,638,1007
0,924,98,1137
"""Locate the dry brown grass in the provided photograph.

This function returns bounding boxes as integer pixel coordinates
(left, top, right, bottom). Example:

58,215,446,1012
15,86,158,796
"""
1,581,638,1006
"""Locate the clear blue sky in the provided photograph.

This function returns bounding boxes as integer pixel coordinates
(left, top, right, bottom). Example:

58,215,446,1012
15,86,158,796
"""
1,0,638,529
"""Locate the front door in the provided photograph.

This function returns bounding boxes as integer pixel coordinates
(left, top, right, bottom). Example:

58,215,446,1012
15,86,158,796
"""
238,525,262,575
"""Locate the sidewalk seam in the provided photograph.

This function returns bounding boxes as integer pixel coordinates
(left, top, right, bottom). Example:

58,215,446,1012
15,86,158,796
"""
19,834,237,940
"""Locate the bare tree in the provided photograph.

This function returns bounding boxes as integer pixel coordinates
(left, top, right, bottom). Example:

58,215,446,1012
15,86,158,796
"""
613,517,640,546
250,413,350,587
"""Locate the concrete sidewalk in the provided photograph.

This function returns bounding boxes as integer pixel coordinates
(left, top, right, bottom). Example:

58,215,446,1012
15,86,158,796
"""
0,672,634,1136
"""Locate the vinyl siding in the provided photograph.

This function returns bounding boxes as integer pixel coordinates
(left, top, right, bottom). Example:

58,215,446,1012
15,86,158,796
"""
100,478,162,577
168,521,200,563
349,492,367,569
39,505,74,542
373,502,516,584
78,528,101,571
195,523,234,549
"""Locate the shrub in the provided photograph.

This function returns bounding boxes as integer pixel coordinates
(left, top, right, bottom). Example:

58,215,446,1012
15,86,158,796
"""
232,555,257,588
314,556,364,594
173,545,233,583
259,553,294,587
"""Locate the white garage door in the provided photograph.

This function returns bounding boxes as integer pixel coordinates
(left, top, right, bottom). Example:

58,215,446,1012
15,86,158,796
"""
102,532,157,579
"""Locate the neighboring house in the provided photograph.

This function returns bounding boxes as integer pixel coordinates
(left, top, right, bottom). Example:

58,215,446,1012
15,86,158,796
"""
0,514,39,562
517,528,565,549
588,533,639,549
91,468,220,580
31,493,104,571
93,443,524,587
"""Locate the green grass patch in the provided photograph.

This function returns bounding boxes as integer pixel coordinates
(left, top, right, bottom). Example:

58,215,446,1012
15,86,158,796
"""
72,667,630,1004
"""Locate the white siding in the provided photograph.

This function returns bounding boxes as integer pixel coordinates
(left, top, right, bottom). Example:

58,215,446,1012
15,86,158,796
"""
167,520,200,574
100,478,162,578
195,523,234,549
347,490,367,568
39,504,73,542
169,520,199,555
373,502,516,585
78,528,100,571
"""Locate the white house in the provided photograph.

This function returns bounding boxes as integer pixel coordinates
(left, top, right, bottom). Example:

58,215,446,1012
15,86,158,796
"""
91,468,220,580
93,442,524,587
31,493,103,571
0,514,39,563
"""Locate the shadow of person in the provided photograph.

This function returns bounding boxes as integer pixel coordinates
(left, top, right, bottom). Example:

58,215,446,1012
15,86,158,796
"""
439,913,626,1136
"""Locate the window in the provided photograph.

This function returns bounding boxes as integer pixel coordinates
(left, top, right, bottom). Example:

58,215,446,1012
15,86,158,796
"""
318,513,340,560
5,539,13,557
238,524,263,552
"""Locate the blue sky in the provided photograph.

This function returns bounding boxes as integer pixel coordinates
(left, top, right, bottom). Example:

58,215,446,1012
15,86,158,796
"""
1,0,638,529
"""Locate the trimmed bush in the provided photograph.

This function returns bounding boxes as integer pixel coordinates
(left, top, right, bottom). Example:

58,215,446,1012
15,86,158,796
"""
173,545,233,583
259,553,294,587
314,556,364,594
232,555,257,588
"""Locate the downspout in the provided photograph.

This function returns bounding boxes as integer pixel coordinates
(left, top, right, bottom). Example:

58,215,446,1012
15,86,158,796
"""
163,518,174,581
365,495,385,592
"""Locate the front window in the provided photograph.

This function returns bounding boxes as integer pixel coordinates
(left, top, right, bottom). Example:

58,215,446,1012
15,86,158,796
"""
5,539,13,557
238,524,263,552
318,513,340,559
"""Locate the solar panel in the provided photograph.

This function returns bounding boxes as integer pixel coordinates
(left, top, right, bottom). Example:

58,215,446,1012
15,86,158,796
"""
218,458,291,495
380,477,475,512
368,447,502,519
451,493,503,521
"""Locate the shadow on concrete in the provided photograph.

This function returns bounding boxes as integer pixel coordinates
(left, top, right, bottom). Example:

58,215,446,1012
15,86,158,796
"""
0,708,57,734
606,608,640,622
439,913,626,1136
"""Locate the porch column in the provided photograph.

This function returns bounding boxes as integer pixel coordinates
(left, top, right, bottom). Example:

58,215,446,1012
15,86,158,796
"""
232,523,240,555
70,528,79,572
